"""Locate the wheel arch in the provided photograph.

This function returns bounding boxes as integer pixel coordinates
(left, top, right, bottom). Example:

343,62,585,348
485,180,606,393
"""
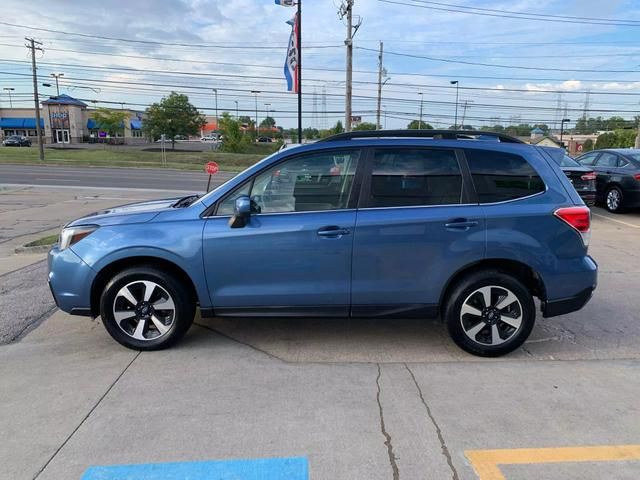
439,258,546,316
90,256,199,317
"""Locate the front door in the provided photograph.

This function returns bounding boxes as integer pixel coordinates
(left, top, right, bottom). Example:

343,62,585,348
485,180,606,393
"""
351,147,485,315
203,148,362,315
55,129,70,144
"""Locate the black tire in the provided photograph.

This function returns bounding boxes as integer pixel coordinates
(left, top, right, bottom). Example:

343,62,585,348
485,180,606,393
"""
100,266,195,351
444,270,535,357
604,185,625,213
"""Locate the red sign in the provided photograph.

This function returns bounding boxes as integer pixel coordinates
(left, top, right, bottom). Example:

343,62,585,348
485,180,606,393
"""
205,162,219,175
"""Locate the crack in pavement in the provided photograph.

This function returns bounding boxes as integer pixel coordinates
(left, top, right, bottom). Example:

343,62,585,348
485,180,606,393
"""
376,364,400,480
32,351,141,480
404,363,460,480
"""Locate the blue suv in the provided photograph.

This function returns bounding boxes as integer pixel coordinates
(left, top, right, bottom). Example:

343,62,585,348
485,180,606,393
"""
48,130,597,357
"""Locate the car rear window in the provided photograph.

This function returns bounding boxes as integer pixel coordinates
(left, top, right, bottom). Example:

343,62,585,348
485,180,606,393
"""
367,148,463,207
464,149,545,203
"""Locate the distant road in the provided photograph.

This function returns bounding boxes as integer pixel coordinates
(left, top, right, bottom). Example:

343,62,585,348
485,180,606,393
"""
0,164,236,192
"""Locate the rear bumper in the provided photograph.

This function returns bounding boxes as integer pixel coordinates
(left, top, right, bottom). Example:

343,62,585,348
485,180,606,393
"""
542,286,595,318
541,255,597,318
579,191,596,206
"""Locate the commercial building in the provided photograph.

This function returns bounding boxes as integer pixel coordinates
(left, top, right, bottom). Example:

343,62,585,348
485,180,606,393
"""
0,94,145,144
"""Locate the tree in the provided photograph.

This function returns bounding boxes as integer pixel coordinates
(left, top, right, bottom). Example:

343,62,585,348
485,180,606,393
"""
595,129,636,149
259,116,276,129
407,120,433,129
331,121,344,134
303,127,320,140
92,108,129,139
143,92,206,149
582,138,594,152
218,112,250,153
353,122,378,131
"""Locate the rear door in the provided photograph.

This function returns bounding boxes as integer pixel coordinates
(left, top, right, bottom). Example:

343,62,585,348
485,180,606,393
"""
351,146,485,316
593,151,619,192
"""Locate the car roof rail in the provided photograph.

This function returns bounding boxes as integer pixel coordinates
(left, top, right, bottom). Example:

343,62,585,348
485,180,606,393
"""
318,129,524,144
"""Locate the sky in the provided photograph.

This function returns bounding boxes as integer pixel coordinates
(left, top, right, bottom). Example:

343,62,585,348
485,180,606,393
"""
1,0,640,130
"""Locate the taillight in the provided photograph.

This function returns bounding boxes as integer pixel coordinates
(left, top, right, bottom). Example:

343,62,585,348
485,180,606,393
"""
554,206,591,247
634,173,640,181
581,171,596,181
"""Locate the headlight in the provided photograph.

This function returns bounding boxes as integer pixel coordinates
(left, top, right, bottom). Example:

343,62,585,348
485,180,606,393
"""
59,225,99,250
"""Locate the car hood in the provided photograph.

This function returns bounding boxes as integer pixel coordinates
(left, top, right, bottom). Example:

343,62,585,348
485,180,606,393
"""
66,195,194,227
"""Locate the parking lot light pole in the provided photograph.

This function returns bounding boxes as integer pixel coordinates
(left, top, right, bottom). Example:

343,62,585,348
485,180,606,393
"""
450,80,459,129
3,87,15,108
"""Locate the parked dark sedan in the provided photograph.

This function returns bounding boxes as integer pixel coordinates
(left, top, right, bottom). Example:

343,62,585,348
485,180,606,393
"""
575,149,640,213
540,146,596,206
2,135,31,147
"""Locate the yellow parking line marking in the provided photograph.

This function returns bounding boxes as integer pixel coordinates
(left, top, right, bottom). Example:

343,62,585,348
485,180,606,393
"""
465,445,640,480
592,212,640,229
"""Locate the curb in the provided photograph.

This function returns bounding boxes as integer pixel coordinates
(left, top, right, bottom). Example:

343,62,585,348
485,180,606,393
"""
14,244,53,254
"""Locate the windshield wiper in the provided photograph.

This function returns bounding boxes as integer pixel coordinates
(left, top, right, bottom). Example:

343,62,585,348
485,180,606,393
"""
172,194,201,208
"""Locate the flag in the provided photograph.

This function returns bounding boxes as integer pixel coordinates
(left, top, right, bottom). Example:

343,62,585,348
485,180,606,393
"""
284,13,299,93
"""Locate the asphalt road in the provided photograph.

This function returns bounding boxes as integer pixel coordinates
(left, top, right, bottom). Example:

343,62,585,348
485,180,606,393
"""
0,164,236,192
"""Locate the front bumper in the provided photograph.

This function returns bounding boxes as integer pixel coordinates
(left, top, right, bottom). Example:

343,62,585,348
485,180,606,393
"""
48,245,96,315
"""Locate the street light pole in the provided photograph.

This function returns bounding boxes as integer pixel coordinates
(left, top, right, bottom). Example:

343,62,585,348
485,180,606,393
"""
418,92,423,129
3,87,15,108
50,73,64,96
265,103,271,136
450,80,459,129
234,100,239,119
212,88,218,128
251,90,260,140
560,118,570,147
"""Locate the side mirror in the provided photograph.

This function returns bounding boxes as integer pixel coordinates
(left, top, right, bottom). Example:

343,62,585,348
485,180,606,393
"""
229,195,251,228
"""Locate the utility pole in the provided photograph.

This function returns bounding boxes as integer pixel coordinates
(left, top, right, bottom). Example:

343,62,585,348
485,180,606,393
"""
50,73,63,96
418,92,424,129
376,41,384,130
234,100,239,119
339,0,357,132
635,114,640,149
26,37,44,161
461,100,474,128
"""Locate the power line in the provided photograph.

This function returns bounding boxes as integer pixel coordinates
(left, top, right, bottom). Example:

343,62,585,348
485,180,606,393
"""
356,46,640,73
378,0,640,27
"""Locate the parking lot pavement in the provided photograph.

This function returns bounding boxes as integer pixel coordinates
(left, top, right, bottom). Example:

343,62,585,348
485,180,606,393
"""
1,200,639,479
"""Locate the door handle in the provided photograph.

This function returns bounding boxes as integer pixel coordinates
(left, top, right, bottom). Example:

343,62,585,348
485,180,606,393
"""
445,219,479,230
317,226,351,237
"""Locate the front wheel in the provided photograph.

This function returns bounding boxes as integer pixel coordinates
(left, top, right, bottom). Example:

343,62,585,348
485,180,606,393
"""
100,266,195,350
605,186,625,213
444,270,535,357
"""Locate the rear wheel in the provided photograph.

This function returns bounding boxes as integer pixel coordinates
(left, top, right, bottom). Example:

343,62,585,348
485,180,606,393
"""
444,270,535,357
605,185,625,213
100,266,195,350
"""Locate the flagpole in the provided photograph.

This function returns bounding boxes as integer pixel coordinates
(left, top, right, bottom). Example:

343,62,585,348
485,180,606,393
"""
297,0,302,143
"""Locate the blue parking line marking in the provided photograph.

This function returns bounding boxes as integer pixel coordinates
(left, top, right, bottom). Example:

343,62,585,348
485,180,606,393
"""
82,456,309,480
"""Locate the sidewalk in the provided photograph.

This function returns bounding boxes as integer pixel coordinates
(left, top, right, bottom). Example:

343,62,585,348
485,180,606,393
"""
2,311,639,480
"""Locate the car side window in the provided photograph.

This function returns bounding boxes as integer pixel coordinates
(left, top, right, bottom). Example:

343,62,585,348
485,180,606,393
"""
465,149,545,203
596,153,618,168
577,152,598,166
366,148,463,207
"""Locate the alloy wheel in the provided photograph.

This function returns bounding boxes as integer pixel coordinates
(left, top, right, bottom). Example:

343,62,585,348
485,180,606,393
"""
460,285,523,346
112,280,175,341
607,189,621,211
